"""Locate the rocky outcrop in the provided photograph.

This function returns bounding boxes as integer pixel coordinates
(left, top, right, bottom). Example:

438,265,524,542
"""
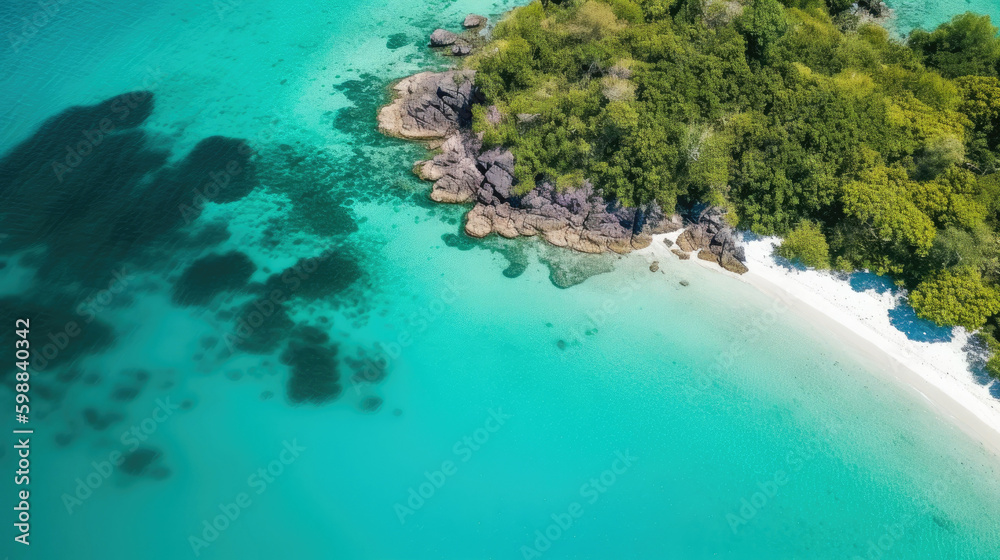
856,0,890,19
415,132,483,203
675,208,748,274
429,29,458,47
378,67,684,255
463,14,487,28
378,71,476,140
464,161,681,253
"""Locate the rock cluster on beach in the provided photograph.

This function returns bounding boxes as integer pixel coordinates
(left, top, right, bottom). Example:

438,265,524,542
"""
378,24,748,265
675,208,749,274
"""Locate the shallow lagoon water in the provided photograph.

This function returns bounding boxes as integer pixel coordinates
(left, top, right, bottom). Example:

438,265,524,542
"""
2,1,1000,559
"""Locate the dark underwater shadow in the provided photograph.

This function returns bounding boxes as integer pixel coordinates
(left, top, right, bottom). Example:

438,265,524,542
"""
0,91,261,292
0,91,263,379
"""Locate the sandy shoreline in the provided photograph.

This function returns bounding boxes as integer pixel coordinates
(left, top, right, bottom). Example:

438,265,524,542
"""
640,231,1000,459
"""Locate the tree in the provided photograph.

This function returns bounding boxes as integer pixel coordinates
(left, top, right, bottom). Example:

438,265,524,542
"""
957,76,1000,170
635,0,675,21
923,225,1000,277
737,0,788,62
908,165,986,230
476,37,538,100
910,269,1000,330
592,122,681,207
825,0,853,14
777,220,831,268
908,13,1000,78
841,165,936,256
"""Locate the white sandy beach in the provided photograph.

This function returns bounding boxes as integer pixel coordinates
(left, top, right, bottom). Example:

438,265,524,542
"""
641,230,1000,458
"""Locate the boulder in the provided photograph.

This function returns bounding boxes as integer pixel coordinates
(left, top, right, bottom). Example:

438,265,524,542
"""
483,165,514,200
452,44,472,56
424,133,483,203
670,208,748,274
378,71,476,139
720,253,749,274
485,105,503,125
463,14,487,28
465,205,492,238
858,0,890,18
430,29,458,47
697,250,719,264
675,229,698,252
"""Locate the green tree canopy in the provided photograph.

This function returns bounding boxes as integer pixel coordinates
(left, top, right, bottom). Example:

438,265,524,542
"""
841,165,936,256
737,0,789,62
468,0,1000,333
957,76,1000,170
910,269,1000,330
908,13,1000,78
776,220,831,268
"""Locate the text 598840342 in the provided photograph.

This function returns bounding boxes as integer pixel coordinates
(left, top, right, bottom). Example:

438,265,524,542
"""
13,318,32,546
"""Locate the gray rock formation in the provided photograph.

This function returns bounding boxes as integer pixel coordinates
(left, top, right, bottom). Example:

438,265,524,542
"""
675,207,748,274
414,132,483,203
430,29,458,47
378,71,476,140
463,14,487,28
378,70,684,255
451,44,473,56
462,152,682,253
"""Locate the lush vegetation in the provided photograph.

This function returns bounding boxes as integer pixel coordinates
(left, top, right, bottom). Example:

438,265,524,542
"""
776,219,830,269
466,0,1000,377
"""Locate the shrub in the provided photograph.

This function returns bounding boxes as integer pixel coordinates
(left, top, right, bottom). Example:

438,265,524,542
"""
776,220,831,268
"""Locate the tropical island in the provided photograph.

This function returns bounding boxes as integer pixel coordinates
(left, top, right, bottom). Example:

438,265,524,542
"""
379,0,1000,380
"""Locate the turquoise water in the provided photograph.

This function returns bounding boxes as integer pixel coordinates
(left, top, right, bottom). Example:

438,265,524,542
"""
2,1,1000,559
887,0,1000,35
